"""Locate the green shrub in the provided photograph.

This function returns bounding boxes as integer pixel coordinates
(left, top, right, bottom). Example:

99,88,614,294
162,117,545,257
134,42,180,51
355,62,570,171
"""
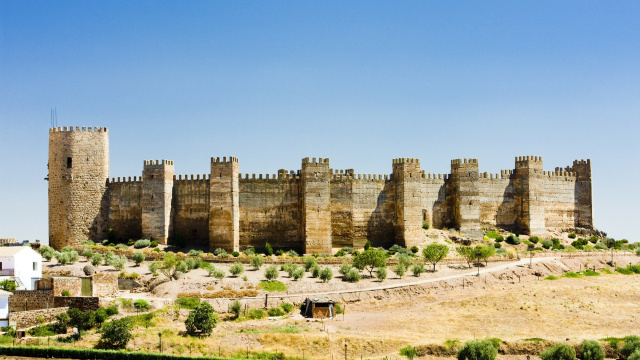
28,324,56,337
132,251,145,266
250,256,264,270
545,275,559,280
506,235,521,245
580,340,604,360
628,265,640,274
617,267,633,275
310,264,321,278
81,248,94,260
319,267,333,282
127,239,135,246
97,318,133,349
287,250,299,257
207,267,225,279
230,300,241,317
303,257,317,271
184,302,217,336
583,269,600,276
540,344,576,360
267,307,285,317
364,240,372,250
564,271,581,278
376,267,387,281
335,303,343,314
412,262,425,276
334,250,346,257
542,240,553,249
275,249,284,256
457,340,498,360
393,263,406,278
422,221,430,230
105,305,119,316
230,262,245,276
344,268,361,282
176,297,200,310
280,303,294,313
400,346,417,360
291,267,305,280
529,236,540,244
231,251,239,257
342,247,354,254
339,262,351,276
249,309,266,319
0,279,16,292
568,233,577,239
134,239,150,248
40,245,55,261
621,336,640,359
264,242,273,256
115,244,128,250
133,299,150,310
486,231,504,242
264,266,279,282
629,349,640,360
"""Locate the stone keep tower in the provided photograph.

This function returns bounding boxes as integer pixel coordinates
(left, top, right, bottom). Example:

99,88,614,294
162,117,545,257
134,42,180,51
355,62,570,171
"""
392,158,423,248
450,158,482,238
48,127,109,250
209,157,240,252
514,156,545,235
141,160,174,244
301,157,332,254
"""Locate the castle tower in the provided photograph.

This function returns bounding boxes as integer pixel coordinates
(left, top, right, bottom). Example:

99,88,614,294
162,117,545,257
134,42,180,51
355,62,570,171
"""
141,160,174,244
450,158,482,238
301,157,332,254
514,156,545,235
392,158,423,247
209,157,239,252
572,159,593,229
48,126,109,249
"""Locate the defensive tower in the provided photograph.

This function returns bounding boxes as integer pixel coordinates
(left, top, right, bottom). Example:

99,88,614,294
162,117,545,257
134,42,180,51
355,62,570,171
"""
450,158,482,238
48,126,109,249
514,156,545,235
392,158,423,247
141,160,174,244
209,157,240,252
572,159,593,229
301,157,332,254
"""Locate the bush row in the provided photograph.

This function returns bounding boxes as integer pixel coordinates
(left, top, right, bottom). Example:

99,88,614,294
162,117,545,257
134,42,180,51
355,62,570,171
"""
0,345,227,360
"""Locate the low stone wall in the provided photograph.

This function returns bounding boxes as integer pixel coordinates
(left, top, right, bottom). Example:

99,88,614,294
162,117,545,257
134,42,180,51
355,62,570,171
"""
8,290,54,312
92,273,118,297
9,307,67,329
36,277,82,297
53,296,99,311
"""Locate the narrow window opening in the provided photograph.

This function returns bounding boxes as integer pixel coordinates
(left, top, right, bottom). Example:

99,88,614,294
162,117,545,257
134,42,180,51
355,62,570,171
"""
219,173,222,178
33,262,37,271
66,157,72,169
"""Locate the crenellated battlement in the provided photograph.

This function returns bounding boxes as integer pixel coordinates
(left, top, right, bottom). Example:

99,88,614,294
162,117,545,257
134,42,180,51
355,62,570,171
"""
211,156,238,164
573,159,591,166
49,126,108,133
515,155,543,170
451,158,478,165
421,173,449,180
144,159,174,167
107,176,142,184
393,157,420,165
174,174,210,181
302,157,330,166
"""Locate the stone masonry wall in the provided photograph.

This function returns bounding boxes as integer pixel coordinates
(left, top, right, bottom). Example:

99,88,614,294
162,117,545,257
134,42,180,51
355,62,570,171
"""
91,273,118,297
10,307,68,329
53,296,99,311
173,176,210,246
9,290,54,312
107,179,143,240
239,174,302,252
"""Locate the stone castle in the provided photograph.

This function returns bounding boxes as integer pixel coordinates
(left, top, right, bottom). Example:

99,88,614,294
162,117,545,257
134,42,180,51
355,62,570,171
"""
47,126,593,253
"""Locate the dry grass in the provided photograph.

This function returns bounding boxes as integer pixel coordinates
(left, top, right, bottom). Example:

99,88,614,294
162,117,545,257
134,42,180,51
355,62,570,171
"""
177,289,259,299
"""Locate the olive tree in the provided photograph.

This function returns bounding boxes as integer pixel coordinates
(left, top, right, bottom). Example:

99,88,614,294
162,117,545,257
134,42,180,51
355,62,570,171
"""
353,249,387,277
423,243,449,272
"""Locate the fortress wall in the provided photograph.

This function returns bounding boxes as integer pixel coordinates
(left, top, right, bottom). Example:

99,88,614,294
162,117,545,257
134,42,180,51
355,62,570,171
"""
329,178,353,249
173,176,210,245
351,177,395,249
477,176,516,228
420,177,447,229
238,177,302,252
541,173,577,228
107,179,142,240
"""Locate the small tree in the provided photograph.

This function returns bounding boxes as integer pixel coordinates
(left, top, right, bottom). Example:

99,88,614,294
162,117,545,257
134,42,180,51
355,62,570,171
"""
292,267,305,280
98,318,133,349
339,262,351,276
230,262,245,276
185,301,218,336
132,251,145,266
344,268,361,282
412,263,425,277
264,265,279,281
148,260,159,275
393,264,406,278
621,336,640,359
160,253,180,280
479,245,495,266
250,256,264,270
353,248,387,277
109,255,126,271
423,243,449,272
230,300,242,318
304,257,317,271
458,340,498,360
540,344,576,360
456,246,476,268
40,245,55,261
91,253,103,267
376,267,387,282
54,251,70,265
400,346,417,360
364,240,372,250
81,248,94,261
319,267,333,282
580,340,604,360
264,242,273,256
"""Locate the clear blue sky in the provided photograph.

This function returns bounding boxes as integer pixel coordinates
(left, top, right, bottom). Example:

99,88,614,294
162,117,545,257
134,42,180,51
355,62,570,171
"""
1,1,639,242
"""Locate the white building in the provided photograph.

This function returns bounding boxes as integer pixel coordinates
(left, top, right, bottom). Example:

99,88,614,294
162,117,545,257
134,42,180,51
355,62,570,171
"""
0,246,42,290
0,290,11,327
